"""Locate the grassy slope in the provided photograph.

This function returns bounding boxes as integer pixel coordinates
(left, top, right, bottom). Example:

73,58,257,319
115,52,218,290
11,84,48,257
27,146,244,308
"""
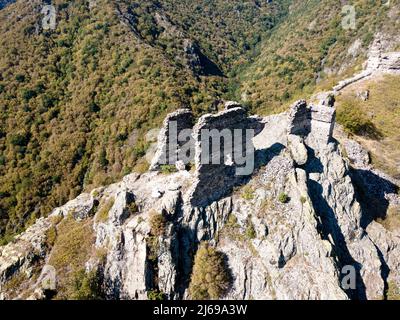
0,0,399,242
336,74,400,179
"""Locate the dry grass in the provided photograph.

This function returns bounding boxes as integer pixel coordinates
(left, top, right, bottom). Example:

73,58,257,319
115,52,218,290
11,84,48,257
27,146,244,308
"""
48,215,95,299
387,281,400,300
95,198,115,223
241,185,255,200
377,206,400,232
336,75,400,178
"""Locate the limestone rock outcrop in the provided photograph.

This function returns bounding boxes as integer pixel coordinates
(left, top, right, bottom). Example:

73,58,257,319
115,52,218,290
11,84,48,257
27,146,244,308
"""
1,99,399,301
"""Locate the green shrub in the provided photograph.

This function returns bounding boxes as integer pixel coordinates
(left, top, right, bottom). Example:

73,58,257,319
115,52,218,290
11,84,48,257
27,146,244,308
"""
133,159,150,174
0,234,15,246
189,242,231,300
278,192,289,204
147,235,159,262
95,199,115,223
147,290,165,300
221,213,245,242
337,103,382,139
245,217,256,239
70,269,103,300
15,74,25,82
21,89,37,101
160,164,177,174
45,226,57,248
127,201,139,214
150,211,167,237
241,185,255,200
9,132,30,146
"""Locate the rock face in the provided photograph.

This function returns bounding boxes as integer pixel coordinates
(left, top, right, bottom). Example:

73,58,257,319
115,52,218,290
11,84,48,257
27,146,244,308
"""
1,100,400,300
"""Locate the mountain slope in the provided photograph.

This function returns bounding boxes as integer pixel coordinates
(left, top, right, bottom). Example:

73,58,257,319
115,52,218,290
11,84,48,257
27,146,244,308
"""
0,0,290,242
237,0,400,114
0,0,399,257
1,101,399,300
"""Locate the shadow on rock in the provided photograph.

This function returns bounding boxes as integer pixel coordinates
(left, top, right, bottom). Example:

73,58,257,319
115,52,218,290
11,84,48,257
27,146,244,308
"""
350,168,399,228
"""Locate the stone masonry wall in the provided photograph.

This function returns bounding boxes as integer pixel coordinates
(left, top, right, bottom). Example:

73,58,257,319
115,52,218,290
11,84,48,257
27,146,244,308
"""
150,109,193,170
188,106,253,206
287,100,336,145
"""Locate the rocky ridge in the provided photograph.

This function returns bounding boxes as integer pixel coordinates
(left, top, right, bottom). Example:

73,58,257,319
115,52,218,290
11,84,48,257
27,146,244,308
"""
0,97,400,300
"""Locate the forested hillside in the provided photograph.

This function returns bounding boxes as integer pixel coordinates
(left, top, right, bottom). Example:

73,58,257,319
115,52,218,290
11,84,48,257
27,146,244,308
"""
239,0,400,114
0,0,290,242
0,0,399,243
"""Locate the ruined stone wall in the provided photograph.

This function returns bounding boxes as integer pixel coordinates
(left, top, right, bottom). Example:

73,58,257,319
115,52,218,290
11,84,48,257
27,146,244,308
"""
287,99,336,145
150,109,193,170
188,106,252,206
287,100,310,136
152,99,335,207
309,105,336,144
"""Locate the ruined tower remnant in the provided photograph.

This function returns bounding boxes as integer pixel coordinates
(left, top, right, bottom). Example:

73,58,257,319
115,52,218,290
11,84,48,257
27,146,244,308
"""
150,109,194,170
309,104,336,143
287,98,336,145
188,106,254,206
287,100,310,136
150,102,263,207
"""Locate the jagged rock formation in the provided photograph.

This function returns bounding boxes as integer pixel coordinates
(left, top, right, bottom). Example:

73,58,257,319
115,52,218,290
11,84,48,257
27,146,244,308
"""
1,99,400,300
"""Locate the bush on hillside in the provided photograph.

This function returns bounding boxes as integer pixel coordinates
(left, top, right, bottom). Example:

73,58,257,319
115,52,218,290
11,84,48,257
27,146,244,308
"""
189,242,231,300
337,103,382,139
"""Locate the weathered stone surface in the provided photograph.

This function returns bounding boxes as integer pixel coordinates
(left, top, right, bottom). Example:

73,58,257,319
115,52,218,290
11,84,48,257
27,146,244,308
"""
287,100,309,136
224,101,242,110
1,103,399,301
150,109,194,171
356,90,370,101
188,107,257,207
308,104,336,144
0,217,53,296
287,99,336,147
343,139,370,167
50,193,96,220
288,135,308,166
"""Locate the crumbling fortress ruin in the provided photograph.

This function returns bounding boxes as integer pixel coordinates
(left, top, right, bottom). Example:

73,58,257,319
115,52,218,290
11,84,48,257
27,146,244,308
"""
333,37,400,92
288,96,336,146
150,97,336,206
150,109,194,171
